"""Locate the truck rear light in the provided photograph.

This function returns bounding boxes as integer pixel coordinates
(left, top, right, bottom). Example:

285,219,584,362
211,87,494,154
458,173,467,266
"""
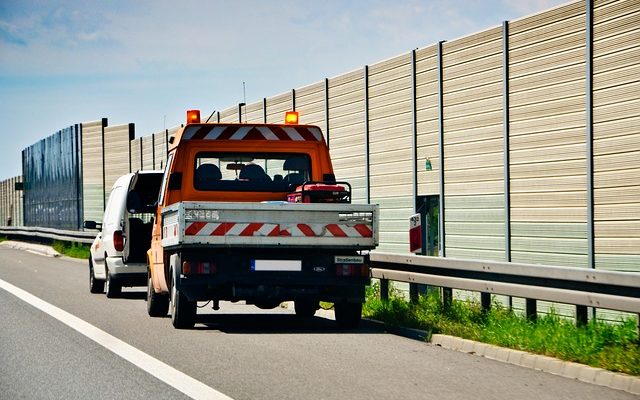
182,261,217,276
336,264,369,277
113,230,124,252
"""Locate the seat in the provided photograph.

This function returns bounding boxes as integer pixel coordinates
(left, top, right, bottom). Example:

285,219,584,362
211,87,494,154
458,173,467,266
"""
195,163,222,189
283,156,309,185
239,164,271,181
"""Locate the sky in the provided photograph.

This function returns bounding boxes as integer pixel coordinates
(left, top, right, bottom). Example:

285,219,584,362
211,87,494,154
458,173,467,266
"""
0,0,568,180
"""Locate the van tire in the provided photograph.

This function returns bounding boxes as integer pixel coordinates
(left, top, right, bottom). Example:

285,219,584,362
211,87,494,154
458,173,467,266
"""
147,273,169,317
105,266,122,298
170,277,196,329
89,259,104,294
334,302,362,329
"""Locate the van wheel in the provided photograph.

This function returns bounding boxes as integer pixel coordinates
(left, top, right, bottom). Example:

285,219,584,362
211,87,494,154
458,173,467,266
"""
334,302,362,329
294,300,318,318
147,273,169,317
170,277,196,329
89,259,104,294
105,266,122,298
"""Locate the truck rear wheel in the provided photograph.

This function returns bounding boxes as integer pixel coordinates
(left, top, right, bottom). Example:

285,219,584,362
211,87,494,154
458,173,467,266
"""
170,278,196,329
334,302,362,329
147,273,169,317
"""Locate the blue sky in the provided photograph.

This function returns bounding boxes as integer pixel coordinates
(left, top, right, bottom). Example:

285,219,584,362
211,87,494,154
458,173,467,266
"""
0,0,567,179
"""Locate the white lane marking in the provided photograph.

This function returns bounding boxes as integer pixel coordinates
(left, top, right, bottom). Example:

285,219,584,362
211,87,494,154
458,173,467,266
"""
0,278,234,400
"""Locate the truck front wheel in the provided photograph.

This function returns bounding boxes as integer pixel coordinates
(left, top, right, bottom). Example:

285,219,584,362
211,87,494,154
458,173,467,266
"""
334,302,362,329
170,278,196,329
147,273,169,317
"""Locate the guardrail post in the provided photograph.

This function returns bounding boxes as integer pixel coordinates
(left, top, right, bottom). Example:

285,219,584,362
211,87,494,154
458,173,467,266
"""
380,279,389,301
410,283,419,304
481,293,491,313
576,305,588,327
525,298,537,322
442,287,452,311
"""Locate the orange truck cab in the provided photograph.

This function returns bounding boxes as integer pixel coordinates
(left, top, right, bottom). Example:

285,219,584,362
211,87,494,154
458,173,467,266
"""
146,110,379,329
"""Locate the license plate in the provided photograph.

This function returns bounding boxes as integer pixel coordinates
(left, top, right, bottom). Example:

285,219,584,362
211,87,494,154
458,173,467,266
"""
251,260,302,272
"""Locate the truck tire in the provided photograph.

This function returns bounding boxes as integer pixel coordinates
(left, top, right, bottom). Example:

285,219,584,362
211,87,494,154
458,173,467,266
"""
147,273,169,317
89,259,104,294
105,266,122,298
294,300,318,318
334,302,362,329
170,277,196,329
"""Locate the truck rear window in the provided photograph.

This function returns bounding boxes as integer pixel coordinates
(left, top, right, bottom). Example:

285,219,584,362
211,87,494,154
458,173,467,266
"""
194,152,311,192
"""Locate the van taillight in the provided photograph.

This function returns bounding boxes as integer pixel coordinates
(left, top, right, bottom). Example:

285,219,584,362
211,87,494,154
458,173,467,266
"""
113,230,124,252
182,261,217,276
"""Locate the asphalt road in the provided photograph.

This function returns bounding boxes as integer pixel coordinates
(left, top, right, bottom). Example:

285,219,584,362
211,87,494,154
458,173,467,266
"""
0,245,636,400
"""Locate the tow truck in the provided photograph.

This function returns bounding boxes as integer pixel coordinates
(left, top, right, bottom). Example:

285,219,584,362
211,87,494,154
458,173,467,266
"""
146,110,379,329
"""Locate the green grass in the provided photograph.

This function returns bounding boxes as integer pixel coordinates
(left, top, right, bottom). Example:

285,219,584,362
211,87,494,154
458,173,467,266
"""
0,236,7,243
363,282,640,376
52,240,90,259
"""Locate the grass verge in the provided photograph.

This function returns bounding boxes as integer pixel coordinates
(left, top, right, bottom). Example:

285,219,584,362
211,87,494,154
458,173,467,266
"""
52,240,90,259
363,282,640,376
0,236,7,243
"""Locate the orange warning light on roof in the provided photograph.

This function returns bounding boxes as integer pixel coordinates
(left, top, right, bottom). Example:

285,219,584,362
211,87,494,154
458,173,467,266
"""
186,109,201,124
284,111,299,125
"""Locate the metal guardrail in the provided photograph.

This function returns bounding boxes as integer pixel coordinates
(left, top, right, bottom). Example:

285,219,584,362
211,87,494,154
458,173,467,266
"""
0,226,95,244
370,252,640,315
1,226,638,315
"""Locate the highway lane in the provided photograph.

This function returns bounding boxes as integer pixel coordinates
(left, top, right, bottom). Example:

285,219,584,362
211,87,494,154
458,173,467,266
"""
0,245,636,400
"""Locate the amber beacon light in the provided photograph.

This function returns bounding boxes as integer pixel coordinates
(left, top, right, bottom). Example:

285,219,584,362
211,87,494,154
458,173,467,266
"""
284,111,299,125
186,109,201,124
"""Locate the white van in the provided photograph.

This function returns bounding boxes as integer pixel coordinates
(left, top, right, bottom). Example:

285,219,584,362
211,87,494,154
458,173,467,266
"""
84,170,163,297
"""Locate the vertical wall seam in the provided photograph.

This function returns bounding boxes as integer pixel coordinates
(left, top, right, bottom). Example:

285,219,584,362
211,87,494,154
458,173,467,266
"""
139,137,143,171
325,78,330,148
263,98,267,123
437,41,446,257
152,133,156,170
76,124,83,228
165,129,169,156
411,49,418,213
503,21,512,263
292,89,296,111
101,118,107,211
364,65,371,204
586,0,595,271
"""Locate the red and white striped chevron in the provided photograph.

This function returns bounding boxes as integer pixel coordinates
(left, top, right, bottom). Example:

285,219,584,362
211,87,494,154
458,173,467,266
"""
184,221,373,238
182,124,324,142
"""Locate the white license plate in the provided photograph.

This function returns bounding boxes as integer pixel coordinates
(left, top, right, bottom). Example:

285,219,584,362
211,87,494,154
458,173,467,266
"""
251,260,302,272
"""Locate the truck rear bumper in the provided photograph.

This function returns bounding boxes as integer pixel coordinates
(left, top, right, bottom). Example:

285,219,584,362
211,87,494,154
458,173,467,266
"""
171,248,370,303
179,277,368,303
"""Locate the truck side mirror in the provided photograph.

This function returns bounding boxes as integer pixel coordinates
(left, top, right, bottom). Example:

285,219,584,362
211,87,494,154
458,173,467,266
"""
168,172,182,190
